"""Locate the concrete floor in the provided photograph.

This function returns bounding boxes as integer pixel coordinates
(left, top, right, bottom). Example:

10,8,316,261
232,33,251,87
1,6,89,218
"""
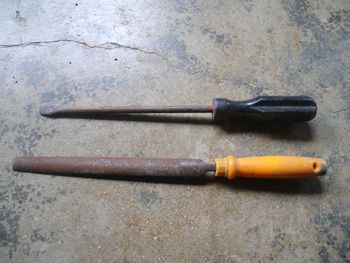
1,0,349,262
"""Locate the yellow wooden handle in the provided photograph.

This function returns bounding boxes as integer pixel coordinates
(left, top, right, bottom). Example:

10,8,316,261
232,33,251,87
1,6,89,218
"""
215,156,327,180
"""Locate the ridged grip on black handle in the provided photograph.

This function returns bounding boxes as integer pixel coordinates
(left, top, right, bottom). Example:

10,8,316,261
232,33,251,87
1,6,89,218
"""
212,96,317,122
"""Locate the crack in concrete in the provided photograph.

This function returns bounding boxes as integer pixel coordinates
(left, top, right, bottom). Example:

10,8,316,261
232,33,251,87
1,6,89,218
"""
0,39,168,60
0,39,235,83
331,108,348,114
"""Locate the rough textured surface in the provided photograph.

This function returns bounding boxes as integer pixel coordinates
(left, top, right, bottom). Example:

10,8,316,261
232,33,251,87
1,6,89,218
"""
1,0,349,262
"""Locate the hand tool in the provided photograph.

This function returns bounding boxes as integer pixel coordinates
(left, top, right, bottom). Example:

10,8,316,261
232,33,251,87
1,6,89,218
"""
13,155,327,180
40,96,317,122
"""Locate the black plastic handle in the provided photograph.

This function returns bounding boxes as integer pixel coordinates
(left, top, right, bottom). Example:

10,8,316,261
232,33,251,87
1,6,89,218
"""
212,96,317,122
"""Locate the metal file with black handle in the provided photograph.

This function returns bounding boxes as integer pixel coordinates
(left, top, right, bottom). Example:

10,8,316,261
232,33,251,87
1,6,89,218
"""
40,96,317,122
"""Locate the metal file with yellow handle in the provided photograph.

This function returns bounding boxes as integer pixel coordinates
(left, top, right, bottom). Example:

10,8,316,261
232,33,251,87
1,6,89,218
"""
13,155,327,180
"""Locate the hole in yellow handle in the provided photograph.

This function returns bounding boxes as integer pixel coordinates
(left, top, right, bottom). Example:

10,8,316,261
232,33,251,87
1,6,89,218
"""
313,159,327,175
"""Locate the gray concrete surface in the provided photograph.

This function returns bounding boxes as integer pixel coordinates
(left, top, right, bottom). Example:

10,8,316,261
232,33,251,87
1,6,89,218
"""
1,0,349,262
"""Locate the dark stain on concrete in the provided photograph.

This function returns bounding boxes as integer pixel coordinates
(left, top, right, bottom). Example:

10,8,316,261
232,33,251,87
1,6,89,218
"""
200,27,230,45
313,203,350,262
57,188,66,195
30,229,47,242
241,0,254,13
41,75,118,104
24,103,35,118
13,126,52,155
19,60,48,87
41,195,57,205
0,181,32,259
14,11,26,27
200,26,232,55
0,125,10,137
11,184,30,205
136,189,162,207
326,9,350,41
41,76,77,105
24,229,63,257
0,177,64,259
86,76,116,97
30,229,62,244
172,0,200,14
152,35,200,73
281,0,350,119
0,211,20,259
232,75,265,96
271,230,287,252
